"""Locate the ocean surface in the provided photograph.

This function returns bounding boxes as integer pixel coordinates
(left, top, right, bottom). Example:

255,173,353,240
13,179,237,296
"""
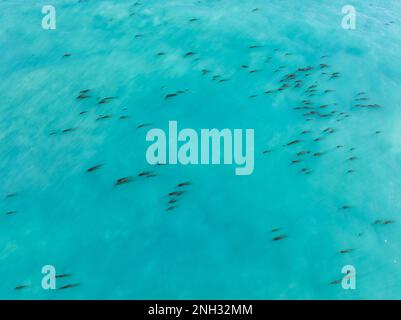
1,0,401,299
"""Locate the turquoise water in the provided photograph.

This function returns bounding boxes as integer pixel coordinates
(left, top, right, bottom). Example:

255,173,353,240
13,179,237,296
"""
1,0,401,299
